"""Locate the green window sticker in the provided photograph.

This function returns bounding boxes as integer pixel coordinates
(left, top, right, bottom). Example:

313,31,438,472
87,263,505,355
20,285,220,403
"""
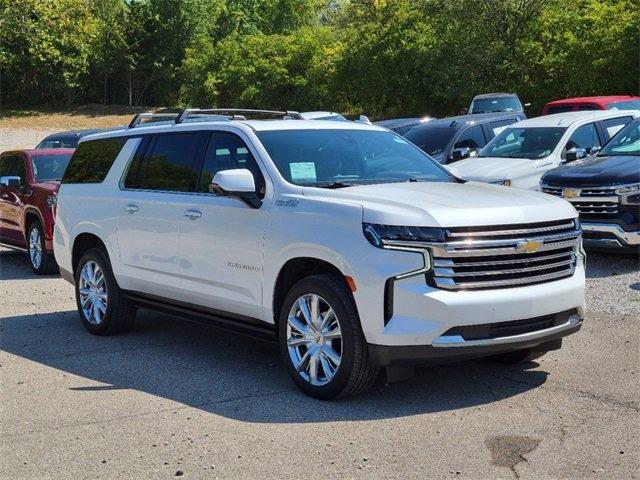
290,162,317,183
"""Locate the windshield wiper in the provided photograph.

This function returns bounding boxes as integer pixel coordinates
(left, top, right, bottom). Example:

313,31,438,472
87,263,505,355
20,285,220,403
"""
313,181,355,189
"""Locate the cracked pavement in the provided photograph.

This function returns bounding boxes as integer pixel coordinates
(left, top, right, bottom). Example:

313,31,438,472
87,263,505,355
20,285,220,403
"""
1,248,638,479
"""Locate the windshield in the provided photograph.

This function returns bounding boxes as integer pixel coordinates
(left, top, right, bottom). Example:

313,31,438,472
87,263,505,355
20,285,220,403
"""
36,136,78,149
479,127,567,159
470,96,521,114
403,125,456,157
599,121,640,156
606,100,640,110
31,154,73,181
257,129,455,187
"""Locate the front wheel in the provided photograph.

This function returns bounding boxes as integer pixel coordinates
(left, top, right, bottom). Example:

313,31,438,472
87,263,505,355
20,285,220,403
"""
278,274,379,400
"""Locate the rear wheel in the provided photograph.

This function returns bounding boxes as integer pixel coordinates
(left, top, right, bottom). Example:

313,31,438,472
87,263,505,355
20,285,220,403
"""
75,247,136,335
278,274,379,399
27,221,57,275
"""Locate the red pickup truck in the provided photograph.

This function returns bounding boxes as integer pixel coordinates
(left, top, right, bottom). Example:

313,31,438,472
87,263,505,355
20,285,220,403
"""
0,148,74,274
542,95,640,115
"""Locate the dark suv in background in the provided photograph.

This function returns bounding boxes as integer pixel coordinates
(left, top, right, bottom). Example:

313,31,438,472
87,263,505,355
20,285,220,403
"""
36,129,105,149
0,148,75,273
541,118,640,253
403,112,525,164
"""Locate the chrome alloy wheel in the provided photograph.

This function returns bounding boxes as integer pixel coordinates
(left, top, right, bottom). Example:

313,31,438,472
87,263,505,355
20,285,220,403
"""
286,293,342,386
29,227,42,269
78,261,108,325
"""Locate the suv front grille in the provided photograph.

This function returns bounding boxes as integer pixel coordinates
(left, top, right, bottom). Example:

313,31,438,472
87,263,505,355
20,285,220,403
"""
430,219,580,290
541,184,619,217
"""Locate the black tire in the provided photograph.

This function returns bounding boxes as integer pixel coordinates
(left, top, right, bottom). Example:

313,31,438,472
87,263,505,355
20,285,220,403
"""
490,348,550,364
278,274,379,400
74,247,136,335
27,221,58,275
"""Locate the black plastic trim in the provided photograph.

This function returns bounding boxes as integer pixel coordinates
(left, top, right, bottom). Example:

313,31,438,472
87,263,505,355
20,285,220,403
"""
121,290,276,342
368,320,582,367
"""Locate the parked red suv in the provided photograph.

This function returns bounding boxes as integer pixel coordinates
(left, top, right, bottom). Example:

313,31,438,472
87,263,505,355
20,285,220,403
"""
0,149,74,273
542,95,640,115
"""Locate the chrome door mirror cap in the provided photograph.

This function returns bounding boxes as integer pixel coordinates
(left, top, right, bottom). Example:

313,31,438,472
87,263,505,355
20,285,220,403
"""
0,175,21,187
212,169,256,194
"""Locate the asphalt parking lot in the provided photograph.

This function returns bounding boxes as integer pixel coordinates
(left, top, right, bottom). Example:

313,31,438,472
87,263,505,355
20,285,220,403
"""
1,248,638,479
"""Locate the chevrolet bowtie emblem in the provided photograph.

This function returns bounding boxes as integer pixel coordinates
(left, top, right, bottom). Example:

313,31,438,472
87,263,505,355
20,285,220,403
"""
562,188,581,199
517,239,543,254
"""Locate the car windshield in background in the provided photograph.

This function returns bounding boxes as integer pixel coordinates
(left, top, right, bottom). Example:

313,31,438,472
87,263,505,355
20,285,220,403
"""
598,121,640,156
403,126,456,157
31,154,73,181
470,97,521,114
36,136,78,149
479,127,566,159
257,129,454,187
606,100,640,110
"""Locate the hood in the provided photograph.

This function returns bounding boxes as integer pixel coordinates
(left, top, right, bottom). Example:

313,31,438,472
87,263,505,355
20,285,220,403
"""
542,155,640,187
448,156,546,182
302,181,577,227
33,180,60,192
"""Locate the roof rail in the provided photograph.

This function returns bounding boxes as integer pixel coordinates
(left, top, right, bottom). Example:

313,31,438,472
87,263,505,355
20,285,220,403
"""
175,108,303,123
128,108,303,128
128,112,181,128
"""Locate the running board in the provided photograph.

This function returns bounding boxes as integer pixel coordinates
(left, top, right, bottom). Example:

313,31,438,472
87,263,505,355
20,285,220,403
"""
121,291,277,342
0,241,27,253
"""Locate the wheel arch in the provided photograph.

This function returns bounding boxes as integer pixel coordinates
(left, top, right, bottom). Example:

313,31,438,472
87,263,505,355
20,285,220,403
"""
272,256,353,325
23,207,45,239
71,232,109,275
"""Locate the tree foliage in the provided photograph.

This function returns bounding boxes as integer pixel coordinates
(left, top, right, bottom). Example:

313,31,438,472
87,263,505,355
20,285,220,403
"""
1,0,638,116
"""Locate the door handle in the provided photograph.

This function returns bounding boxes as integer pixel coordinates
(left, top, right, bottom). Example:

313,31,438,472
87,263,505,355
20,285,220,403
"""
184,209,202,219
124,204,139,214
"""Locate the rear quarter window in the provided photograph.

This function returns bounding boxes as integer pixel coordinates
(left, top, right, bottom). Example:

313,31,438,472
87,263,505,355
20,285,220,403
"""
62,138,126,184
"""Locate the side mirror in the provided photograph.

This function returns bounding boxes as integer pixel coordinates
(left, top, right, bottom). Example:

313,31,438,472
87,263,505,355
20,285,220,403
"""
0,176,21,188
358,115,372,125
461,107,469,115
211,169,262,208
565,148,587,162
450,147,471,162
589,146,601,155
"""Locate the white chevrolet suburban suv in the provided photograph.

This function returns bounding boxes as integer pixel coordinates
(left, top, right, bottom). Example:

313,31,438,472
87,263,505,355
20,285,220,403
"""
54,109,586,399
448,110,639,190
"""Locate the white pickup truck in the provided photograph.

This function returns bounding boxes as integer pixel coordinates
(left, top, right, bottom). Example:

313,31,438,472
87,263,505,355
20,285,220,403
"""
448,110,639,190
53,109,585,399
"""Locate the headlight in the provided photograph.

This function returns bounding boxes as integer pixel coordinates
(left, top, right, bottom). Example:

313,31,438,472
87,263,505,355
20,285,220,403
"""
363,224,444,279
615,183,639,195
46,194,57,211
616,183,640,205
363,223,445,247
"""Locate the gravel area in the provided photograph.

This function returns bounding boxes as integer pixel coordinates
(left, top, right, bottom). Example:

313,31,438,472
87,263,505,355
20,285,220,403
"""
0,248,638,479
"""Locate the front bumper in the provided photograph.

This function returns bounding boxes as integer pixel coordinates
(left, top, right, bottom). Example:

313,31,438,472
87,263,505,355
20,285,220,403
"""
369,310,582,366
581,222,640,250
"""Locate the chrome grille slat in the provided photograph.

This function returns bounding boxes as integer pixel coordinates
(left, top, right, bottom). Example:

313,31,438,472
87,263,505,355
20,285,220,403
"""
431,219,579,290
434,267,576,290
446,222,575,238
434,259,574,278
433,250,573,267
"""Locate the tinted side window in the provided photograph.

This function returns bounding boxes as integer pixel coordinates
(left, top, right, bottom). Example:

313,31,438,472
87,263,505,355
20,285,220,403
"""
63,138,126,184
566,123,601,151
600,116,633,140
198,133,265,197
547,105,574,114
0,155,27,183
578,105,598,111
454,125,486,150
136,132,209,192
